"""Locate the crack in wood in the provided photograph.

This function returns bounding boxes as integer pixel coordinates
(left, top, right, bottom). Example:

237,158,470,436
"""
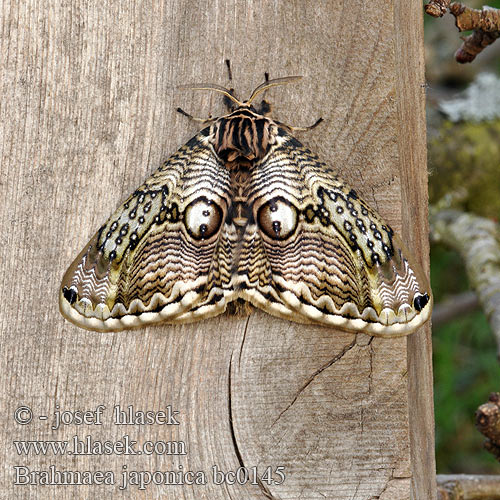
256,478,277,499
350,480,362,500
367,336,374,395
227,352,278,499
238,315,251,368
227,354,244,469
368,469,412,500
271,336,358,426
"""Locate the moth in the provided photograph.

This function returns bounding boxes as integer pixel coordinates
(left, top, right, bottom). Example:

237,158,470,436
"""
60,75,432,336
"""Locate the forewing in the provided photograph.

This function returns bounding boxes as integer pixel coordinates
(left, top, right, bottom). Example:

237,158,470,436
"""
60,131,234,331
241,131,432,337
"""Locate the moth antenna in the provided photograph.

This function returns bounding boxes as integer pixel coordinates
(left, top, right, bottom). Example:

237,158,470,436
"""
178,83,244,107
246,76,303,105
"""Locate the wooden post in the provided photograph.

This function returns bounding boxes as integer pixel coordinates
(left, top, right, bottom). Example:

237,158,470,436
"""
0,1,435,498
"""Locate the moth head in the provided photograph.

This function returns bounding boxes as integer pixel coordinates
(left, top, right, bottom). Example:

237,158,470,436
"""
179,76,305,162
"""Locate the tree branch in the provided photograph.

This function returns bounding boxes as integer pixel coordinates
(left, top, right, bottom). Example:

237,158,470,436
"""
425,2,500,63
476,392,500,462
437,474,500,499
432,291,479,328
450,3,500,63
430,208,500,358
450,3,500,32
425,0,452,18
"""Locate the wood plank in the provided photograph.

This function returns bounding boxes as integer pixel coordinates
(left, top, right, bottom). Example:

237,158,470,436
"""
394,2,437,499
0,1,434,498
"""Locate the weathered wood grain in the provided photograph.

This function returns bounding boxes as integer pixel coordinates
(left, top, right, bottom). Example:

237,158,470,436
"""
394,2,437,498
0,1,434,499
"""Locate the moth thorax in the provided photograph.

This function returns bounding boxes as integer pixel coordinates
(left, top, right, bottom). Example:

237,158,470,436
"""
230,166,251,228
213,113,274,163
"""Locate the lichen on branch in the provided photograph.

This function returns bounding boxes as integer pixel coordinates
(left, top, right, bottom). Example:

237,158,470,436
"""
450,3,500,32
425,0,452,18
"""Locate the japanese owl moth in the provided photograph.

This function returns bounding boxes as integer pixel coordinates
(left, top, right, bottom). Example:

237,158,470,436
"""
60,76,432,336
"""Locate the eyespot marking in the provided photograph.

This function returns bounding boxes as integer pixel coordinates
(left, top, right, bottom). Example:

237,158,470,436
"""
257,197,298,240
184,197,223,240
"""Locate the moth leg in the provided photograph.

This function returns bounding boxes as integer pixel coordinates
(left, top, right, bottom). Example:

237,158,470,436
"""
176,107,215,124
288,117,324,132
223,94,237,111
257,99,272,116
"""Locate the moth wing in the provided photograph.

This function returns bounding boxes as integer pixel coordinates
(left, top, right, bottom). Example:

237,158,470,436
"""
60,131,234,332
167,220,245,324
174,217,297,324
242,131,432,337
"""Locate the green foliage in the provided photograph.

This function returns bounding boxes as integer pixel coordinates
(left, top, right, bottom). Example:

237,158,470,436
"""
486,0,500,9
432,244,500,473
428,119,500,219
